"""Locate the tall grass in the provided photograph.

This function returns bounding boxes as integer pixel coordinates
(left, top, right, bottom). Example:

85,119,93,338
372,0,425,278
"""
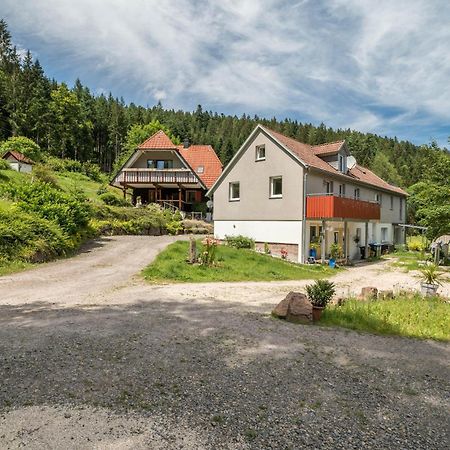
321,295,449,341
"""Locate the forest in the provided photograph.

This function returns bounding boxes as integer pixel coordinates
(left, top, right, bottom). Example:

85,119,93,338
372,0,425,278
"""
0,19,449,237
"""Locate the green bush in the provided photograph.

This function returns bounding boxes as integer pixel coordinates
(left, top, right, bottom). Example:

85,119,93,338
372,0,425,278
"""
32,164,60,188
44,156,104,182
166,220,183,235
407,235,428,252
99,192,130,207
0,136,42,161
305,279,336,307
0,208,73,262
225,235,255,249
1,180,91,234
0,159,11,170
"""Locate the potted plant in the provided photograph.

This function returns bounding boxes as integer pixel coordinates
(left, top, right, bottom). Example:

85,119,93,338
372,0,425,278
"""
305,279,336,321
309,241,319,259
329,243,342,268
419,264,443,296
353,235,360,245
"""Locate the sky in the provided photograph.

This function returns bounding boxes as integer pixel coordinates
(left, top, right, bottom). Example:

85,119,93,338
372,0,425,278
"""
2,0,449,147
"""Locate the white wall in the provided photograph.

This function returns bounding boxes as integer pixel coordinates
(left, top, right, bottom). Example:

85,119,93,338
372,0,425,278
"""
214,220,304,261
7,162,32,173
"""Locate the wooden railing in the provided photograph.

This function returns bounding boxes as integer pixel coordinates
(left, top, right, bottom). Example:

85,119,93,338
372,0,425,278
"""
306,194,380,220
116,168,198,184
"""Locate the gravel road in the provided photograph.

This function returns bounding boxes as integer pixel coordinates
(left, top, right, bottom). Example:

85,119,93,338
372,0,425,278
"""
0,236,449,449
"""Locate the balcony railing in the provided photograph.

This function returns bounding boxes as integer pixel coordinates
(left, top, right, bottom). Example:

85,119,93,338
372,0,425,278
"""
306,193,380,220
116,168,198,185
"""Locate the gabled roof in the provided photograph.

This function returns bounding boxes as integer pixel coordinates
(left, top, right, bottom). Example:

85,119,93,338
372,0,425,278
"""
207,124,407,196
312,140,345,156
2,150,34,164
138,130,176,149
178,145,223,189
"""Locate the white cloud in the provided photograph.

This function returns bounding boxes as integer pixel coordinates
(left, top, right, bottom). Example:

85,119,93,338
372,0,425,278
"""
2,0,449,144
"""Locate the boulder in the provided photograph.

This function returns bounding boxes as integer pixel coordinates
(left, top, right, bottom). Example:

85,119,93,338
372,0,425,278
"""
360,287,378,299
379,289,394,300
272,292,312,323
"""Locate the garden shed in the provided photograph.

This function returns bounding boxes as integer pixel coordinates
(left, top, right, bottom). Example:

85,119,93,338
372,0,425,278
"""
1,151,34,173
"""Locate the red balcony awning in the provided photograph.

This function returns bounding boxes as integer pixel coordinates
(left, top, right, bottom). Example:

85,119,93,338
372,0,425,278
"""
306,195,380,220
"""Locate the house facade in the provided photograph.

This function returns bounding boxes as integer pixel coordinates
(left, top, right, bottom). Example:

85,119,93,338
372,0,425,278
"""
2,151,34,173
207,125,407,263
111,130,222,212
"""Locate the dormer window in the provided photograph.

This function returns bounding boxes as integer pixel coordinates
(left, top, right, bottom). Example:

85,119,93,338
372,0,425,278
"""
196,166,204,174
255,145,266,161
338,154,346,173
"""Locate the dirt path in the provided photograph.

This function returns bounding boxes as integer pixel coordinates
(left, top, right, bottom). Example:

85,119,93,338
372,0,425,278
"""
0,235,181,304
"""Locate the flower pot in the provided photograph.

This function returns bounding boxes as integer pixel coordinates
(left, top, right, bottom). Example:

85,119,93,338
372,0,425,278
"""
312,306,324,321
421,282,438,297
329,258,336,268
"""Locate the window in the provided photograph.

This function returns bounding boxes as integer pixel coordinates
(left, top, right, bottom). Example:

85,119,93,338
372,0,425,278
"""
229,182,240,201
325,180,334,194
270,176,283,198
255,145,266,161
196,166,204,174
375,193,382,205
399,198,403,220
381,227,388,242
354,188,360,200
334,231,339,244
186,190,197,203
310,226,317,242
338,154,346,172
339,184,346,197
390,195,394,210
147,159,173,169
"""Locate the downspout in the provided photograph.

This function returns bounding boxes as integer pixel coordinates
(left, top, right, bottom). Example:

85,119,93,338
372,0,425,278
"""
301,169,308,264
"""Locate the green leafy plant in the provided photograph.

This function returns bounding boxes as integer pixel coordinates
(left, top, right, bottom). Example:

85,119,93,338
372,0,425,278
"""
0,136,42,161
99,192,129,207
330,243,342,259
199,236,219,266
32,164,60,188
419,264,443,286
264,242,271,254
225,235,255,249
0,159,11,170
310,242,319,251
305,279,336,308
166,220,183,235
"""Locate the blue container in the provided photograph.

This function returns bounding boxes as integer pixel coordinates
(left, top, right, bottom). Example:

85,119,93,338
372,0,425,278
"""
309,248,317,259
329,258,336,268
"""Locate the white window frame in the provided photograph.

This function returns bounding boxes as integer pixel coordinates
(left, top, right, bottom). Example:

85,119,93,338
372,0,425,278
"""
269,176,283,198
375,193,382,205
338,154,346,173
255,144,266,161
229,182,240,201
381,227,388,242
196,165,204,174
339,184,346,197
324,180,334,194
354,188,360,200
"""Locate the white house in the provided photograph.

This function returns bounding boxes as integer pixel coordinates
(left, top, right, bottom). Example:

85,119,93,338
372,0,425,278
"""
207,125,408,263
2,151,34,173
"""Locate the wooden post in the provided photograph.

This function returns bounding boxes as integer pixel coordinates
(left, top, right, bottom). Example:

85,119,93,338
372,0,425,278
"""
321,220,326,264
123,187,127,199
344,221,348,262
178,187,182,210
189,238,197,264
365,222,369,259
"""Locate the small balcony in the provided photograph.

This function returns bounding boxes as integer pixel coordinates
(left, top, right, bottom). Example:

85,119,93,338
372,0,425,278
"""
115,168,198,185
306,194,380,220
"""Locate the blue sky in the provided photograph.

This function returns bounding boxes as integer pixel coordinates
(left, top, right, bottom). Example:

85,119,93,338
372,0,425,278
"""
2,0,449,147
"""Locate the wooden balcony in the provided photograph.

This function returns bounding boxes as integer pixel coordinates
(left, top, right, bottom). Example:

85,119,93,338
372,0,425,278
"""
116,168,198,185
306,194,380,220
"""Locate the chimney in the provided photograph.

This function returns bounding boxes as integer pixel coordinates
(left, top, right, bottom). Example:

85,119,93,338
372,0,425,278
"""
183,138,190,149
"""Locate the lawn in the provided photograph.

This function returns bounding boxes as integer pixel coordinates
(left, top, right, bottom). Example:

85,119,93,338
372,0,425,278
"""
142,240,338,283
0,260,33,276
320,295,450,341
384,249,430,272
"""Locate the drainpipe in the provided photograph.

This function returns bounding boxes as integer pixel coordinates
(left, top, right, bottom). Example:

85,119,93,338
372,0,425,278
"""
301,170,308,264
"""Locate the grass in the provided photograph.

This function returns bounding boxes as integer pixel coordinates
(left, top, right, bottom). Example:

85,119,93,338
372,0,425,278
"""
384,249,431,272
142,240,339,283
0,260,33,276
320,295,450,341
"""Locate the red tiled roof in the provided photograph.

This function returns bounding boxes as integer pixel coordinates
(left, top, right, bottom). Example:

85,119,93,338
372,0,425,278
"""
312,141,345,155
178,145,223,189
138,130,176,149
2,150,34,164
262,126,407,196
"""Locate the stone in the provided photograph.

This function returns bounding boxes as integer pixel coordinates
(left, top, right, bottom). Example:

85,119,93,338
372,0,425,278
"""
379,290,394,300
360,287,378,299
272,292,312,323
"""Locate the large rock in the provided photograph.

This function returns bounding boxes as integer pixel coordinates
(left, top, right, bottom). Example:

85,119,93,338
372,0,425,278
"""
272,292,312,323
360,287,378,300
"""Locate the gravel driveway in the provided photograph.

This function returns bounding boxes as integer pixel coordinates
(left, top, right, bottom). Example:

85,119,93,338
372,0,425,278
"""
0,236,449,449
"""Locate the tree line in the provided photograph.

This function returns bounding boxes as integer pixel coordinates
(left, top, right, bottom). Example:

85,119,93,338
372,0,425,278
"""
0,19,449,236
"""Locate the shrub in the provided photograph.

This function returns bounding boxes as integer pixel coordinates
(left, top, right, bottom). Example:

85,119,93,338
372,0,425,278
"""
199,236,219,266
166,220,183,235
1,180,91,234
99,192,130,207
44,156,104,182
0,159,11,170
407,235,428,252
225,235,255,249
419,264,444,286
305,279,336,308
97,184,108,195
32,164,60,188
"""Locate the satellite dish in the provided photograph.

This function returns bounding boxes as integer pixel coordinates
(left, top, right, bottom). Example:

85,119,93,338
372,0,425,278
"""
347,155,357,169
